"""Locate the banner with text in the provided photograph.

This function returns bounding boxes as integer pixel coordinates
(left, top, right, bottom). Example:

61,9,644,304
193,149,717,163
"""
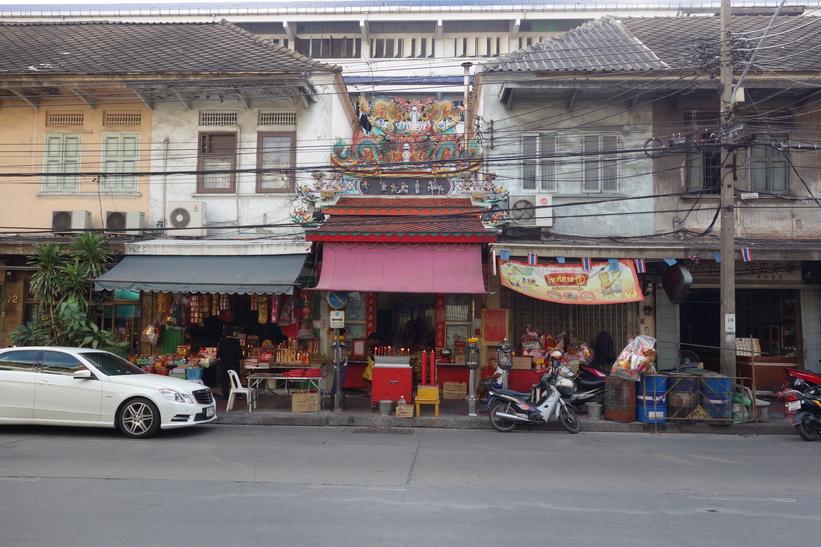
499,259,643,305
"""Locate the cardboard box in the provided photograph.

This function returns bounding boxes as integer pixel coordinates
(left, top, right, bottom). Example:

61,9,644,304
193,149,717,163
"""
396,404,414,418
511,356,532,370
442,381,467,399
291,392,320,413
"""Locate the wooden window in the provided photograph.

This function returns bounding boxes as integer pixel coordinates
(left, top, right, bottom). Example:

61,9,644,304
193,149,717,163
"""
522,133,557,193
43,133,81,192
197,132,237,193
582,134,618,193
257,132,295,193
750,142,789,193
101,133,139,192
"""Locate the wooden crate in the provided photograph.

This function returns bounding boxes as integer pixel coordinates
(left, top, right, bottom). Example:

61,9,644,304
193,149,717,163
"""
442,381,467,399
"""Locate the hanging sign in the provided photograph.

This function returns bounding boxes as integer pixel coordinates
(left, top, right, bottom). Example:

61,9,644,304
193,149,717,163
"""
329,310,345,328
499,259,642,305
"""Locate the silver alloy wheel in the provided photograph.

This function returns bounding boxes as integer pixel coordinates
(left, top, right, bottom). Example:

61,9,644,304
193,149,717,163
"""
118,398,160,438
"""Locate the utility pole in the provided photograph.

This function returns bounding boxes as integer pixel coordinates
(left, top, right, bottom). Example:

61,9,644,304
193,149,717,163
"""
719,0,737,377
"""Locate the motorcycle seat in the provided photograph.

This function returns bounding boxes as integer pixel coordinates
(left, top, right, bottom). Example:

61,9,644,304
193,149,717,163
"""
491,388,532,399
578,378,605,391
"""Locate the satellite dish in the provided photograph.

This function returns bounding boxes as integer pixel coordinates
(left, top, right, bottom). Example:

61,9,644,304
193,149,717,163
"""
169,207,191,228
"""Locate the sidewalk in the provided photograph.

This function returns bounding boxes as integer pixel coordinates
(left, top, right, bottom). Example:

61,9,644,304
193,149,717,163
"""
213,388,796,435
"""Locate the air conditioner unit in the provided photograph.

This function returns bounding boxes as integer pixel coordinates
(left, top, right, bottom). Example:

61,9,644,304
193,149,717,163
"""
105,211,145,236
508,194,553,227
51,210,91,235
167,201,207,237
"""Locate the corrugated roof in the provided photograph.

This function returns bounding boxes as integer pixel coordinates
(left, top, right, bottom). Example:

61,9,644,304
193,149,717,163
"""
0,20,339,75
0,1,811,15
482,15,821,74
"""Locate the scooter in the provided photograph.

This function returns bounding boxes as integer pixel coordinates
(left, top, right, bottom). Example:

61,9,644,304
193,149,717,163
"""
487,364,580,434
784,388,821,441
532,358,605,410
781,368,821,394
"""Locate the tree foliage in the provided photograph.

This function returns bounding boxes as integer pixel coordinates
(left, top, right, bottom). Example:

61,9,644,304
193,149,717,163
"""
11,233,127,356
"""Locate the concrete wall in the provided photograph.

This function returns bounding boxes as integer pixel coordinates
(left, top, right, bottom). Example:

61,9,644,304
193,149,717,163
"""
652,96,821,241
478,86,655,238
147,74,353,238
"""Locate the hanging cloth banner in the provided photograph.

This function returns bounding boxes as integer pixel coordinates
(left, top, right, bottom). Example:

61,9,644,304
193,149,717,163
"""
498,258,643,305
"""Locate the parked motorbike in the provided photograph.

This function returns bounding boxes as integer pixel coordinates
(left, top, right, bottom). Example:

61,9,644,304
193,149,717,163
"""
781,368,821,394
487,363,580,434
784,388,821,441
532,355,605,410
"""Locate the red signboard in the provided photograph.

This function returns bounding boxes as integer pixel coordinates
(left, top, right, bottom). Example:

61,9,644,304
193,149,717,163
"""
482,309,508,343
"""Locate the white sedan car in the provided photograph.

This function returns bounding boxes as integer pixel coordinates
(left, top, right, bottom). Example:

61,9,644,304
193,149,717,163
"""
0,346,216,438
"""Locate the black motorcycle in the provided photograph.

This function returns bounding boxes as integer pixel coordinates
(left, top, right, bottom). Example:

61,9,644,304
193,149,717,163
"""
785,389,821,441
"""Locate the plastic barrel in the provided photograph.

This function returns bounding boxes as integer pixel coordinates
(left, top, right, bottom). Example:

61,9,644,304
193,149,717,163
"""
700,376,733,423
667,374,699,421
637,375,667,423
604,376,636,422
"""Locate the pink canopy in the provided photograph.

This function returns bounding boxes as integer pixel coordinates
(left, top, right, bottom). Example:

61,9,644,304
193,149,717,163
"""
314,243,486,294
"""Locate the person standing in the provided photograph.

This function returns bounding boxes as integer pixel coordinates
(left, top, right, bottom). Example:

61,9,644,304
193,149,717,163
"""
217,325,243,401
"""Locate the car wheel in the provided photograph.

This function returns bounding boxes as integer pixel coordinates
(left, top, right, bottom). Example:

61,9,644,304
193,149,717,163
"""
118,397,161,439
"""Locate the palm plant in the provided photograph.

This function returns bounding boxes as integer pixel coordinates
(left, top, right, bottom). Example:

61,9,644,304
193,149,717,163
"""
11,233,123,354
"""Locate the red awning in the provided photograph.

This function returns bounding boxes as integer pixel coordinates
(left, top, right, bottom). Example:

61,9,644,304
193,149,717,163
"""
314,243,486,294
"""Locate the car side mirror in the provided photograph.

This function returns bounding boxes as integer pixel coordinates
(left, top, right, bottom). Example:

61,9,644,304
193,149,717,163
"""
73,369,93,379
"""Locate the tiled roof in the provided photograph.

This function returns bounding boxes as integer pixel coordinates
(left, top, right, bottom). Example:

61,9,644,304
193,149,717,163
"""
323,196,483,216
0,20,339,75
483,17,667,73
307,214,494,240
482,15,821,73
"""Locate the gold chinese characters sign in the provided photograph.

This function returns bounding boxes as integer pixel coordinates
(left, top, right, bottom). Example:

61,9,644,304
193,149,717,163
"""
499,259,643,305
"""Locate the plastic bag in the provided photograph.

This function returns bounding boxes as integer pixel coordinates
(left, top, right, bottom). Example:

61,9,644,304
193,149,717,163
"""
141,323,160,346
610,335,657,381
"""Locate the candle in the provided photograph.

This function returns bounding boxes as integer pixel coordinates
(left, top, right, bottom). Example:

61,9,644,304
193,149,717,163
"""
421,351,427,386
430,351,436,386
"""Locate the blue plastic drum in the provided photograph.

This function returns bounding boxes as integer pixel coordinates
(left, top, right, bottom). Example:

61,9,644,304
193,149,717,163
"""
700,376,733,422
637,375,667,423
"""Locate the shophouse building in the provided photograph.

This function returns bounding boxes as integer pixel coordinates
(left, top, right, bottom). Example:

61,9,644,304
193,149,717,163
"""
474,15,821,382
0,21,355,351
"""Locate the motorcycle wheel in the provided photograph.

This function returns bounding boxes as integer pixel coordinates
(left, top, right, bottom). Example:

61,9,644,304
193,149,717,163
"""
558,404,581,434
489,402,518,432
795,413,820,441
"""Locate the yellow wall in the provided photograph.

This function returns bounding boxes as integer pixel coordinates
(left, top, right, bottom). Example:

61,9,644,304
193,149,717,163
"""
0,94,153,232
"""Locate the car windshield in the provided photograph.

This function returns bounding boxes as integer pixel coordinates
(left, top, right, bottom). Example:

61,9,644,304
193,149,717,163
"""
83,352,146,376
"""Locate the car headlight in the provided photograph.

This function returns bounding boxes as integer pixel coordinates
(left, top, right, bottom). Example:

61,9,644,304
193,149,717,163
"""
160,388,194,404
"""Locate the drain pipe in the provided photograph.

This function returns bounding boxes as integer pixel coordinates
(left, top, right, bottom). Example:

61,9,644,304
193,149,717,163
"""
161,137,170,232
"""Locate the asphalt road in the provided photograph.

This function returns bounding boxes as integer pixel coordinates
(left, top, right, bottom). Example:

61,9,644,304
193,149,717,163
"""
1,423,819,546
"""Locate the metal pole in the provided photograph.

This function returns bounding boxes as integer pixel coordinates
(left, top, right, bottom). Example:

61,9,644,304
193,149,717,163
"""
332,328,343,412
719,0,737,378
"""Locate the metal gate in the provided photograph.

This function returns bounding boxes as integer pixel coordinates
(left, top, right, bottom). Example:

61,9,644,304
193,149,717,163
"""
501,287,637,350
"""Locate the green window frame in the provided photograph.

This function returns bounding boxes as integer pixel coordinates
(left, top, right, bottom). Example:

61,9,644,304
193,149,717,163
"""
101,132,139,192
43,133,81,192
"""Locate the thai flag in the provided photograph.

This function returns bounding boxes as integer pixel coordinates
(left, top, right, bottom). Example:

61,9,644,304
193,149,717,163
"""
688,255,701,264
528,253,538,265
582,257,592,271
634,258,646,274
740,247,753,262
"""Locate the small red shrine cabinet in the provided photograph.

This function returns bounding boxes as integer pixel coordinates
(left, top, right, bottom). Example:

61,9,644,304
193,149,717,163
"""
371,357,414,406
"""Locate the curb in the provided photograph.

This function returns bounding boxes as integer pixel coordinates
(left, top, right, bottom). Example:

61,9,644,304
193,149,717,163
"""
213,410,796,435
